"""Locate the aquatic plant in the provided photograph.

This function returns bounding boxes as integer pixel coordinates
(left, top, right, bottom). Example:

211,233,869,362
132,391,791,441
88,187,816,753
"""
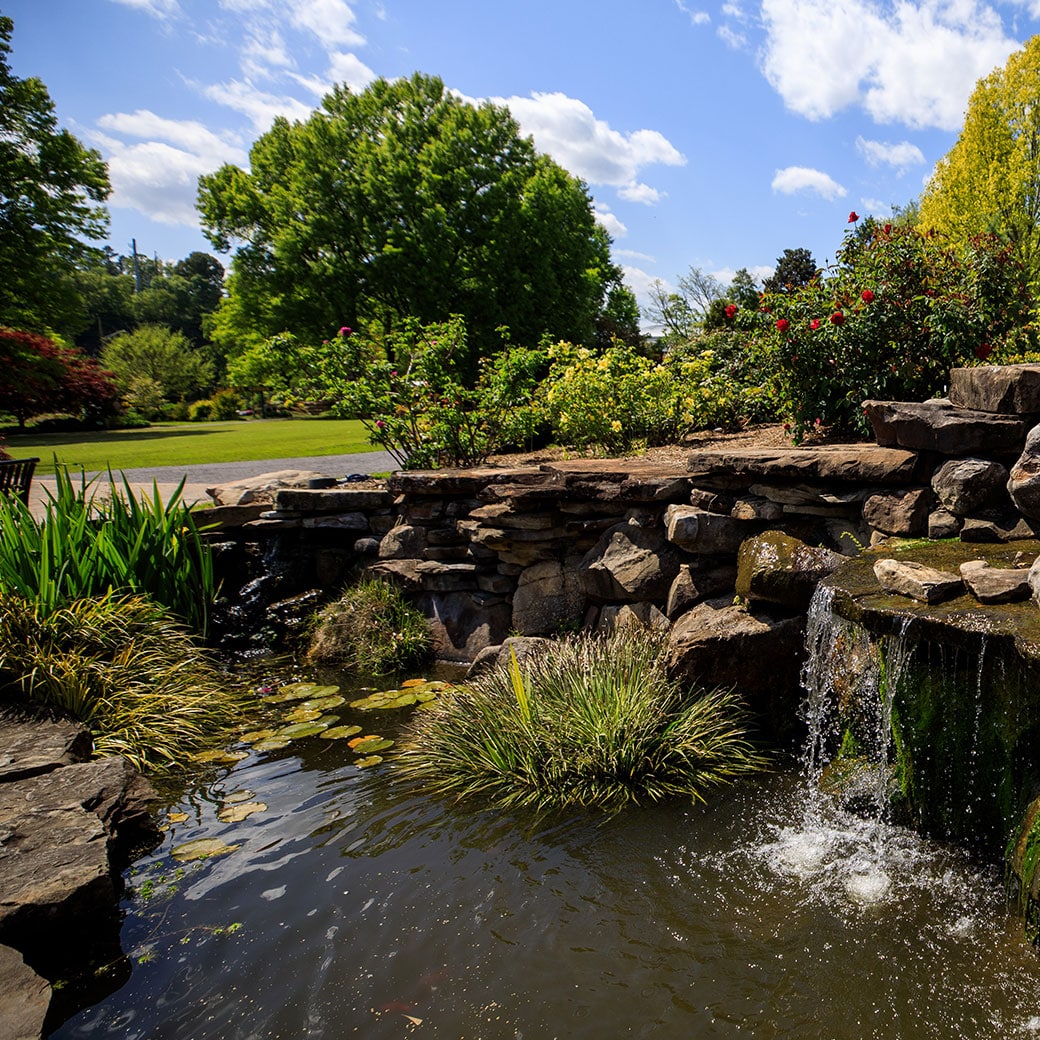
0,593,245,771
305,577,431,674
398,628,765,814
0,465,215,633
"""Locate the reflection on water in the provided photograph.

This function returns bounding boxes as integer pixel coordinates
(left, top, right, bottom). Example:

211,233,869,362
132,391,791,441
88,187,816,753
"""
51,707,1040,1040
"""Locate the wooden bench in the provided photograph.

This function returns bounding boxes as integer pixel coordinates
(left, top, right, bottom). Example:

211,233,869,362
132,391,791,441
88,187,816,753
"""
0,457,39,505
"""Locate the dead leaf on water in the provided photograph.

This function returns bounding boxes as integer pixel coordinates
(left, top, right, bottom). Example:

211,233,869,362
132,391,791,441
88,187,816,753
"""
167,811,188,823
194,749,249,765
239,729,278,743
223,790,255,804
171,838,240,862
355,755,383,768
217,801,268,823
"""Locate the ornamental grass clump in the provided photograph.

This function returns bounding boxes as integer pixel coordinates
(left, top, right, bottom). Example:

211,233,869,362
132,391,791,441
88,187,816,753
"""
306,577,432,675
398,628,765,814
0,465,215,634
0,593,245,772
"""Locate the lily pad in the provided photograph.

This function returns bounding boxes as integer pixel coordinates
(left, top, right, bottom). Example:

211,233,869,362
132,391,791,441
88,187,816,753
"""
299,695,346,710
319,725,364,740
252,738,291,752
239,728,278,743
171,838,240,862
400,678,428,688
194,749,249,765
217,801,267,823
276,721,332,739
355,755,384,768
284,708,324,723
351,735,395,754
264,683,341,703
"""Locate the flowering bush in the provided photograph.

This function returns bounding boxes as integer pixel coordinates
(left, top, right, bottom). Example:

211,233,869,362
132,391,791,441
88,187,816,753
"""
747,220,1033,439
318,317,546,468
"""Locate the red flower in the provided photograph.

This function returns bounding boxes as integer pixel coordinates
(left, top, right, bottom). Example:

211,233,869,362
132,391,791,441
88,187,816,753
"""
725,304,737,319
830,311,845,326
776,318,789,332
848,211,859,223
810,318,821,330
976,342,992,361
861,289,875,303
339,326,352,336
884,224,892,234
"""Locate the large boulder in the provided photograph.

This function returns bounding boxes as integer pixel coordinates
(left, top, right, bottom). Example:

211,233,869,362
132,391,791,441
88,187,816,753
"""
949,363,1040,414
931,458,1009,516
735,531,844,610
581,519,684,602
664,505,753,554
873,558,963,603
1008,424,1040,520
0,945,50,1040
511,557,586,635
863,398,1032,455
861,487,933,536
206,469,332,506
417,590,512,662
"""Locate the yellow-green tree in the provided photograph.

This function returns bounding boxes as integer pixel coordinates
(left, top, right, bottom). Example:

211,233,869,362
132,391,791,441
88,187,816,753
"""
919,36,1040,283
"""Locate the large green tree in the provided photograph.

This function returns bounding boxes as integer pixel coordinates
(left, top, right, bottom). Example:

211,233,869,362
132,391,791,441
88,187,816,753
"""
918,36,1040,283
0,15,110,331
198,73,614,363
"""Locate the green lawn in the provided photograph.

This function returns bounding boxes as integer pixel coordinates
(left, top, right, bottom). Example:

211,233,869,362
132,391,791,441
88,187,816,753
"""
4,418,376,474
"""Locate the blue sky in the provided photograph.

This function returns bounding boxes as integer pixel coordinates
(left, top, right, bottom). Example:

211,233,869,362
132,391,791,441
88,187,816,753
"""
6,0,1038,317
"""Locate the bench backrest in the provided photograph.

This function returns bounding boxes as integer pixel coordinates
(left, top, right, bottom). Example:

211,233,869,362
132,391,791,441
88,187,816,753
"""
0,457,39,505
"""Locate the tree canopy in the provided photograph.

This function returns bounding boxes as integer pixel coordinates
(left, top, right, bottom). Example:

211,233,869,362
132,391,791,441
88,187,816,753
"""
198,73,615,362
918,36,1040,283
0,15,110,332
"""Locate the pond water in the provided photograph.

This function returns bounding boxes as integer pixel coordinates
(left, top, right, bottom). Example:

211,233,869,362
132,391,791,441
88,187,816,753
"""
51,683,1040,1040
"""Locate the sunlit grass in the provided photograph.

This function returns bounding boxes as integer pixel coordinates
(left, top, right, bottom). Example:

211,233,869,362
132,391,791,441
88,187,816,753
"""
306,578,432,675
0,593,246,772
399,628,766,814
4,417,373,475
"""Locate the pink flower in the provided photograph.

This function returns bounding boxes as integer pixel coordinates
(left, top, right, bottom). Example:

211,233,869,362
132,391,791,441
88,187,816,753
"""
339,326,352,336
810,319,821,330
830,311,845,326
848,211,859,223
725,304,737,319
375,419,386,429
776,318,789,332
976,342,992,361
861,289,875,303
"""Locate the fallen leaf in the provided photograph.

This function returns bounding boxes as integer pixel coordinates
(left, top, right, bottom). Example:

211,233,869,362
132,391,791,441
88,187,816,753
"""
217,801,268,823
171,838,240,862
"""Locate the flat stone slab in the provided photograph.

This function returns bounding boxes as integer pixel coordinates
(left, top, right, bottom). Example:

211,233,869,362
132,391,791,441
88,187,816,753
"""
949,364,1040,414
0,717,91,783
873,558,964,603
273,487,393,514
685,444,923,485
863,399,1032,455
0,944,50,1040
959,560,1032,603
206,469,333,506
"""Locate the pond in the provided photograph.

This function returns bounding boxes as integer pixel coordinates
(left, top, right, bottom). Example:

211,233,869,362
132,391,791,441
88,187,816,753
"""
50,678,1040,1040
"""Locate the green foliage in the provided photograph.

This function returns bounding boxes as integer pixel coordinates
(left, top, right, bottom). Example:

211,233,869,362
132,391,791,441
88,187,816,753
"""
0,466,215,633
746,219,1032,439
399,628,765,814
0,15,110,332
762,247,819,295
101,324,213,406
199,72,613,357
320,317,547,468
305,578,431,675
919,36,1040,287
209,389,243,421
0,593,243,772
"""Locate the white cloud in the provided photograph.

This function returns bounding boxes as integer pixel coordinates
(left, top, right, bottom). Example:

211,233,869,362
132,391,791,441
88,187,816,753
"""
495,92,685,204
772,165,848,200
856,136,925,172
327,51,378,91
594,204,628,239
289,0,366,47
240,28,295,80
108,0,180,17
616,249,656,263
760,0,1019,131
618,182,665,205
202,79,315,131
90,114,248,227
860,197,894,215
622,265,665,299
675,0,711,25
718,25,748,48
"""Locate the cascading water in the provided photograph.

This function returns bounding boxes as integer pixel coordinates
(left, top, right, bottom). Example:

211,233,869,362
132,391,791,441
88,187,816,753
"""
762,583,923,906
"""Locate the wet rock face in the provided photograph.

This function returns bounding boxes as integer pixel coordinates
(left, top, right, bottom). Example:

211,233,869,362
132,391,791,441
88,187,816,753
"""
735,531,844,611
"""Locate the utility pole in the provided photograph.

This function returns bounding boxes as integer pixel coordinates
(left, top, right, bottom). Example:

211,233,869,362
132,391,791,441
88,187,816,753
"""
131,238,141,294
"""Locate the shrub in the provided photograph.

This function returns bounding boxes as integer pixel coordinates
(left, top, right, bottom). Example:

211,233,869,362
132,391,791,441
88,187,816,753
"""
188,399,213,422
0,593,244,772
306,578,431,674
746,219,1034,440
210,388,244,421
398,628,765,814
0,467,215,634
